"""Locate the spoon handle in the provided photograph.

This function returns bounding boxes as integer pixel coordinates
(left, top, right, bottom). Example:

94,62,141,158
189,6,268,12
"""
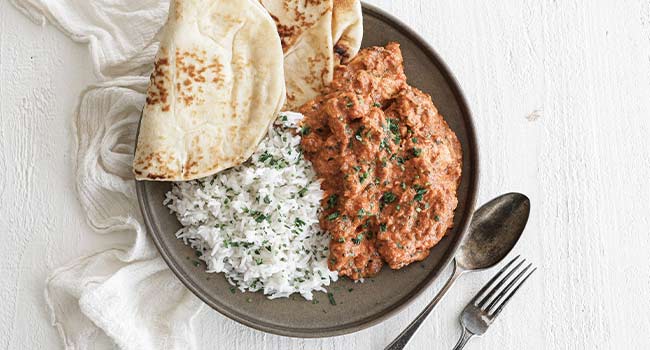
384,259,463,350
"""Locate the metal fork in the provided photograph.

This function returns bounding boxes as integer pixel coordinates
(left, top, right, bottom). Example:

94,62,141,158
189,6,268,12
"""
453,256,536,349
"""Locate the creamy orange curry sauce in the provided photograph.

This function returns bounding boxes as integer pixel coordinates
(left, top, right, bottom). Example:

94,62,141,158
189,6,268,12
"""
299,43,463,280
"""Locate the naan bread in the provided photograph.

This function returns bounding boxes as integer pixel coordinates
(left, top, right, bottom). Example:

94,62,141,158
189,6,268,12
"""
133,0,286,181
260,0,362,110
332,0,363,63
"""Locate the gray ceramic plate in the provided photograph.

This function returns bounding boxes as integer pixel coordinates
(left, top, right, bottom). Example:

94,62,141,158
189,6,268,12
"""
136,3,479,338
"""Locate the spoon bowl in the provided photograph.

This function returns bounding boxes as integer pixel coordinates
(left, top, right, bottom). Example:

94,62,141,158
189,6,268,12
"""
456,193,531,271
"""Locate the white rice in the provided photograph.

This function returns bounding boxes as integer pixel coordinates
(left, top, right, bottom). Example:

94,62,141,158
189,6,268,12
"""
165,112,337,300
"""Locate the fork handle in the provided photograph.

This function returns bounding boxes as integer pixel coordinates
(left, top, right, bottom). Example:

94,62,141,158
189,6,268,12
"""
384,260,463,350
452,327,474,350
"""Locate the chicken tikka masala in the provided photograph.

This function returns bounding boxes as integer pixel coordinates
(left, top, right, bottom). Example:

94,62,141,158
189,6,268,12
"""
299,43,462,280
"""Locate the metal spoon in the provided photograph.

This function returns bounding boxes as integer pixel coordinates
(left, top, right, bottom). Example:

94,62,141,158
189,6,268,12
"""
385,193,531,350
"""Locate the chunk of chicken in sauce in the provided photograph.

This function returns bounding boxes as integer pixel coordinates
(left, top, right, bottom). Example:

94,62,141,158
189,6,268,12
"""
300,43,462,280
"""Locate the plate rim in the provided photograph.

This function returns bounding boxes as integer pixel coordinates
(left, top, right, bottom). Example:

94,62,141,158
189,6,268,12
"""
136,2,480,338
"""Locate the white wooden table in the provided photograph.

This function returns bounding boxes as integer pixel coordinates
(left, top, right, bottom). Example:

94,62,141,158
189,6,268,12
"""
2,0,650,349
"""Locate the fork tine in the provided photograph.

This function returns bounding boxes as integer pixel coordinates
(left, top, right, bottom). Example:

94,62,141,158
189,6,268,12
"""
470,256,519,306
469,255,520,306
490,267,537,318
485,263,532,312
476,257,525,308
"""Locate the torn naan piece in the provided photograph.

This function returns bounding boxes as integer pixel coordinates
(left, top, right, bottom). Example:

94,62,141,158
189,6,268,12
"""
260,0,362,110
133,0,286,181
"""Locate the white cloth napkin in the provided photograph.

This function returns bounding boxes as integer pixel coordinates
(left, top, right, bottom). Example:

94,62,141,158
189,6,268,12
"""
10,1,205,349
12,0,170,80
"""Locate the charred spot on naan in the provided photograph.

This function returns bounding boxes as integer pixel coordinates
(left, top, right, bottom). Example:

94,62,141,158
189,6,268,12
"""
174,49,225,107
333,43,352,63
269,14,299,51
134,151,181,180
263,0,331,52
173,0,183,20
304,52,330,85
146,51,172,112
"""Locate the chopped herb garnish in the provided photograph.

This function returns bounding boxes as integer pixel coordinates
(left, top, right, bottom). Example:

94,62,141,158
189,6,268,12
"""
352,165,361,172
280,114,288,122
379,137,390,151
396,242,404,249
346,102,354,108
352,234,364,245
411,137,418,143
359,171,369,183
388,118,399,134
327,292,337,305
263,195,271,204
230,287,237,293
251,211,269,223
337,237,345,243
298,187,308,197
434,215,441,222
258,151,272,163
414,187,428,201
381,191,397,204
301,125,311,136
327,212,340,221
380,223,387,232
411,148,422,157
295,218,306,227
355,126,365,142
327,194,338,209
373,102,381,108
401,182,407,190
